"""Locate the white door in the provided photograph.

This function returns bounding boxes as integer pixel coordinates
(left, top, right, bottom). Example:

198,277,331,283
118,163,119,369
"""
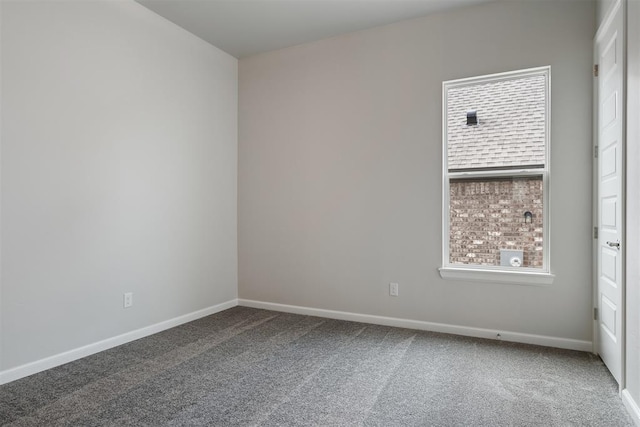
595,0,625,384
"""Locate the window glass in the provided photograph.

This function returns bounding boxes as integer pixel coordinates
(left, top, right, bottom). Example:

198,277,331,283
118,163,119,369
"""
449,176,543,268
443,67,549,272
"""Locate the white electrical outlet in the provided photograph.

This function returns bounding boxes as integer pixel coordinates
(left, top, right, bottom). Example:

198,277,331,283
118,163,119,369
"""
389,282,399,297
124,292,133,308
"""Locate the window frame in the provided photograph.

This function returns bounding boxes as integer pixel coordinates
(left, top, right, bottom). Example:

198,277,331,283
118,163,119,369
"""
439,66,554,285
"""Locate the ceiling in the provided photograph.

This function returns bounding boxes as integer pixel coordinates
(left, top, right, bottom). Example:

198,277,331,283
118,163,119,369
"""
136,0,494,58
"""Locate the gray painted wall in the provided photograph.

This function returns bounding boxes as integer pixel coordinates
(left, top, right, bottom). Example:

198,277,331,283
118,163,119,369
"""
239,0,595,341
0,0,238,370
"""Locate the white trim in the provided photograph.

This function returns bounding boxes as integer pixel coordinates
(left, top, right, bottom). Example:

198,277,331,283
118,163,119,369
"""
620,0,627,391
238,299,590,352
442,66,552,277
443,66,552,88
0,299,238,385
438,266,554,286
449,169,544,180
622,389,640,426
0,0,4,372
592,2,604,356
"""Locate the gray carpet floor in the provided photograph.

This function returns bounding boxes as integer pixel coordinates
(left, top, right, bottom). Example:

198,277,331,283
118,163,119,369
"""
0,306,634,426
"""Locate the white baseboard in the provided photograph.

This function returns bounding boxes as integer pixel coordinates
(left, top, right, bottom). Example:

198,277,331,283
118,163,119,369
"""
238,299,592,352
0,299,238,385
623,389,640,426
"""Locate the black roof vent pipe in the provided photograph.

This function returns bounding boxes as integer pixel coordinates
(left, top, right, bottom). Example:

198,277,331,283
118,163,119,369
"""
466,110,478,126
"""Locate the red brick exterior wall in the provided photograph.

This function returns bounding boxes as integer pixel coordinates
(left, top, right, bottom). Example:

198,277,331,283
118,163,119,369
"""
449,177,543,268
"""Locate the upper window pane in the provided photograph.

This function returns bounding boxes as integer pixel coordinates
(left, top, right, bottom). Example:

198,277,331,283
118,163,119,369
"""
447,74,547,171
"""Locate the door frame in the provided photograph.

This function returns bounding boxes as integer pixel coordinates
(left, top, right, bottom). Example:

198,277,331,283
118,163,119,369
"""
593,0,627,390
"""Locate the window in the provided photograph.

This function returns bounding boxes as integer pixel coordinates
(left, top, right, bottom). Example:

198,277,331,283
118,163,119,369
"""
439,67,553,285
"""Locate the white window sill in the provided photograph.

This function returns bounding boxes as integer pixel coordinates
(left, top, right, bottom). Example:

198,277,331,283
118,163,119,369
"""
439,267,555,286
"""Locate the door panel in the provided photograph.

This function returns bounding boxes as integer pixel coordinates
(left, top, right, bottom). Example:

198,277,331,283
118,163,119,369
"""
601,197,617,227
601,247,617,283
596,0,624,384
602,92,617,128
601,295,617,339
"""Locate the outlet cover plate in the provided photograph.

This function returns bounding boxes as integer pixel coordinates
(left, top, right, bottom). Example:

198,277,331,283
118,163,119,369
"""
124,292,133,308
389,283,399,297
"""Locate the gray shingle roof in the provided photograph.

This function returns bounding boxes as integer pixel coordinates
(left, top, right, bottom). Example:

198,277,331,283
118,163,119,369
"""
447,74,546,170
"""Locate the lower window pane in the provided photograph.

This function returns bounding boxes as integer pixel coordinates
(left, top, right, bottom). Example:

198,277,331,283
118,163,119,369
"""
449,176,543,269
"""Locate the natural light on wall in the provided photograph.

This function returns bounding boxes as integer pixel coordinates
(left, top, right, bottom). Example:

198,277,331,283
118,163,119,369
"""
440,67,553,285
